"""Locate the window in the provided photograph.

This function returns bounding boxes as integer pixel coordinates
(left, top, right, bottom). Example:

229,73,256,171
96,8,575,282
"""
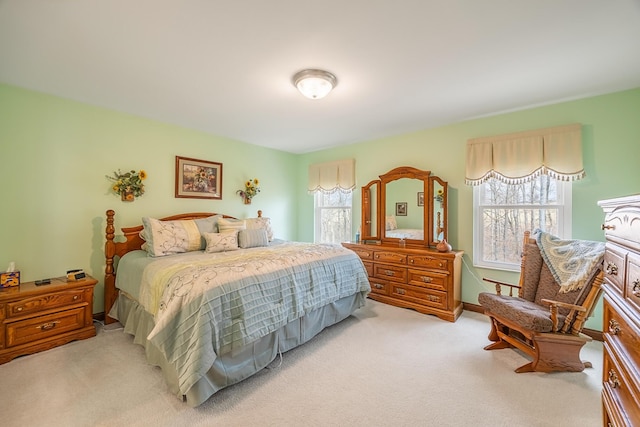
314,190,352,244
473,175,572,271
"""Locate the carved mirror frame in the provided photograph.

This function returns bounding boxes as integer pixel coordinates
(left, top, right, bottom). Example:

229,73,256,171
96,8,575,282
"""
361,166,448,248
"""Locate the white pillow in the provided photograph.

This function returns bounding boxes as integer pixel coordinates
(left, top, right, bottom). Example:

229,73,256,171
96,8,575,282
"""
139,215,222,251
385,216,398,230
218,218,246,233
245,217,274,241
203,231,239,253
238,229,269,249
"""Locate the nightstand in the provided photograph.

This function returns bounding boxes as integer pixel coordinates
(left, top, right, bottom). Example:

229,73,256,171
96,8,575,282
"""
0,275,97,364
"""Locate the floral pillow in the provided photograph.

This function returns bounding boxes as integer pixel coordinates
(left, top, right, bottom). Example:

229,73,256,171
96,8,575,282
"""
203,231,239,253
245,217,274,241
385,216,398,230
141,217,203,257
140,215,222,254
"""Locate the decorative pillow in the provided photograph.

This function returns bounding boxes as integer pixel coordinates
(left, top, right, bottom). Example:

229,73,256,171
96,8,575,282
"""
218,217,246,233
385,216,398,230
203,231,239,253
245,217,274,241
238,229,269,249
139,215,222,250
141,217,203,257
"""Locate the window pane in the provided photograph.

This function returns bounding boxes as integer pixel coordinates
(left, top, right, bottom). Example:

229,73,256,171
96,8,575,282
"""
480,175,559,205
481,208,559,265
314,190,352,244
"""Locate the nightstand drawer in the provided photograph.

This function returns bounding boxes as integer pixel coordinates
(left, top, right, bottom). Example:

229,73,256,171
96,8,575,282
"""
604,243,626,295
6,307,86,348
8,288,87,318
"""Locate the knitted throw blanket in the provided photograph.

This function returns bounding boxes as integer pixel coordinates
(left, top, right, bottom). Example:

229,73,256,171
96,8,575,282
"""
534,230,605,293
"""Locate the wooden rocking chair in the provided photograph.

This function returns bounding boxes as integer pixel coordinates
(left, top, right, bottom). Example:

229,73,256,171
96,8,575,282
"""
478,231,604,373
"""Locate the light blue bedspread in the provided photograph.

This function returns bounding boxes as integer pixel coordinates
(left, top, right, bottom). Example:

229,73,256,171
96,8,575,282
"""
116,242,370,395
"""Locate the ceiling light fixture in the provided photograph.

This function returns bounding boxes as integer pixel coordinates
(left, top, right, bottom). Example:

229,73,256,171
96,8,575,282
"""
292,69,337,100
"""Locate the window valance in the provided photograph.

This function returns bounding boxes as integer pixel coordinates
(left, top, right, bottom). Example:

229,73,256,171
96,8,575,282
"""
308,159,355,193
465,123,585,186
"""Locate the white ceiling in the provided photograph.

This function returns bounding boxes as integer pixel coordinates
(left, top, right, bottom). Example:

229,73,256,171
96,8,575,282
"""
2,1,640,154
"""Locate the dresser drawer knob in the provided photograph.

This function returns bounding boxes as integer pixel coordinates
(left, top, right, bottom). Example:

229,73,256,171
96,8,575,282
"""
601,224,615,230
73,295,79,301
396,288,406,295
607,369,620,389
385,270,395,276
373,283,384,290
38,321,61,331
605,262,618,276
410,259,414,264
421,276,432,283
16,307,23,312
633,279,640,297
438,263,443,267
608,319,621,335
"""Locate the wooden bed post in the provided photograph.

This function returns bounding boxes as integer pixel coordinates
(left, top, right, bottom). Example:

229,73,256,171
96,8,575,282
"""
104,209,118,324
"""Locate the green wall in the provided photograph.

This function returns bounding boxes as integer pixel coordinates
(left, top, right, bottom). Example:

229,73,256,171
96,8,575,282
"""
0,84,298,314
3,83,639,331
298,88,640,330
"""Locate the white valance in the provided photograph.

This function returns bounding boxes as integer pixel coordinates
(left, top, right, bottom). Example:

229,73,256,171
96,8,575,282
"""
308,159,355,193
465,123,585,186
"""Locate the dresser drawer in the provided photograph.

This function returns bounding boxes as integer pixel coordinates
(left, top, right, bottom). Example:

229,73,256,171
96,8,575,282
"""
604,243,626,295
6,307,86,348
626,252,640,312
602,342,640,427
362,261,374,277
350,247,375,261
604,299,640,376
390,284,447,310
374,264,407,283
407,269,447,291
368,278,391,296
7,288,87,318
408,255,448,271
374,251,407,265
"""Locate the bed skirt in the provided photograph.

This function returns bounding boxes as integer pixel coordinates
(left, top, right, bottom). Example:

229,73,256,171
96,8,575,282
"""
110,291,367,407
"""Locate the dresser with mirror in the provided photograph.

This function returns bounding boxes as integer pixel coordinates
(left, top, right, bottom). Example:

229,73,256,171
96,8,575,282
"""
343,166,463,322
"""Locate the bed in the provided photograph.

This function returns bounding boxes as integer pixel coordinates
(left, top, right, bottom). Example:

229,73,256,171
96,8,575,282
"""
104,209,371,407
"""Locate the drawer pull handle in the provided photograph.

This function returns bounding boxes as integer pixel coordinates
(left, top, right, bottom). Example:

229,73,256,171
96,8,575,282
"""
16,307,23,312
421,276,432,283
385,270,395,276
607,369,620,389
608,319,621,335
396,288,406,295
605,262,618,276
38,321,61,331
73,295,79,300
633,279,640,297
601,224,615,230
375,284,384,290
410,259,414,264
438,263,443,268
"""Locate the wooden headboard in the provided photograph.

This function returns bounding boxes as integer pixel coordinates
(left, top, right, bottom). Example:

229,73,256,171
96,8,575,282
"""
104,209,261,324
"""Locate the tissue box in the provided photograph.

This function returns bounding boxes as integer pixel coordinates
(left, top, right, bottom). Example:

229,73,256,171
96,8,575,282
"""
0,271,20,288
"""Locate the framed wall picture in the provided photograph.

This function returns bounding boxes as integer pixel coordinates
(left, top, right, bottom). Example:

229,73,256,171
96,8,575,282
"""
175,156,223,199
396,202,407,216
417,192,424,206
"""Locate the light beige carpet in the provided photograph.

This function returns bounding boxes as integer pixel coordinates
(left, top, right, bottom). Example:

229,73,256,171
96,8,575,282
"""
0,300,603,427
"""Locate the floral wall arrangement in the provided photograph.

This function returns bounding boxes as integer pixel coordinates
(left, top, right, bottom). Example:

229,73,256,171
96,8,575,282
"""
237,178,260,204
106,169,147,201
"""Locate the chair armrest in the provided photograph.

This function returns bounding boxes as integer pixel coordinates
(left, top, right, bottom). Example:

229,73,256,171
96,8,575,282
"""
540,299,588,313
483,278,521,296
540,299,588,332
